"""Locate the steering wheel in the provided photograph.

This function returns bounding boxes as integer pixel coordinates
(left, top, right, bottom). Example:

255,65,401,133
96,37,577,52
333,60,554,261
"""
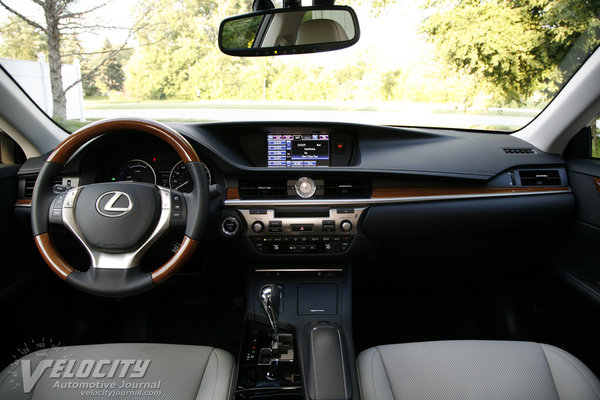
31,118,208,297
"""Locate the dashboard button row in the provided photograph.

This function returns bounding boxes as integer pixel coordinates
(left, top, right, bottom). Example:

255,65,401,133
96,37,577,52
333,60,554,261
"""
251,236,354,254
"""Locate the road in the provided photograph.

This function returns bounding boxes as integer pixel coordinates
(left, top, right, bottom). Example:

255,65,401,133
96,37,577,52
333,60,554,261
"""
84,106,532,130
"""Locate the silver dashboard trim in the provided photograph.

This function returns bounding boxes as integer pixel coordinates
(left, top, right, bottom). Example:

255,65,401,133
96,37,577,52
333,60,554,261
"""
255,268,343,272
239,207,365,236
16,188,572,209
224,188,572,207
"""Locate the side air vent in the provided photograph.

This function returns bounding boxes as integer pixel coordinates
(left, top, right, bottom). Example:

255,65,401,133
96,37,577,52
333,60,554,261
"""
24,175,62,198
323,178,372,197
238,178,287,198
503,148,536,154
518,169,561,186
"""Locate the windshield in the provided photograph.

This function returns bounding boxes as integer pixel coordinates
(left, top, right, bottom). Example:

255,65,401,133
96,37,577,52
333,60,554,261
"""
1,0,599,132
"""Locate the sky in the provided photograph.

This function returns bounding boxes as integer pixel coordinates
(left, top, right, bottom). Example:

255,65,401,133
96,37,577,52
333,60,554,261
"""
0,0,137,50
0,0,425,66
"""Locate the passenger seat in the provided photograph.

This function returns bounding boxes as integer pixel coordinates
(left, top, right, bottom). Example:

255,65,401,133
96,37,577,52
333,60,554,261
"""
357,340,600,400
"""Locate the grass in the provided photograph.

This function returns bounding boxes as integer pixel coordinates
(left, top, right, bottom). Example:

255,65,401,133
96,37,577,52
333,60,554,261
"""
83,99,540,116
83,100,370,112
65,99,541,133
58,119,99,133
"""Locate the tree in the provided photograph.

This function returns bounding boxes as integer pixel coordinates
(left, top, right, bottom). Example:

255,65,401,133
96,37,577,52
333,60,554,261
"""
83,39,127,96
125,0,249,101
420,0,600,105
0,16,46,60
100,52,125,92
380,70,401,101
0,0,143,120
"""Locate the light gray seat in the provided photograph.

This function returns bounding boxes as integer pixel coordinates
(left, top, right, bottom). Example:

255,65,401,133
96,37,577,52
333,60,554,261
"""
0,343,234,400
296,19,349,45
358,340,600,400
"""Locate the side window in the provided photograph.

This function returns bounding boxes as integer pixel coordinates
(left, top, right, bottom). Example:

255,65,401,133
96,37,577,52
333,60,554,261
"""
593,116,600,158
0,131,26,165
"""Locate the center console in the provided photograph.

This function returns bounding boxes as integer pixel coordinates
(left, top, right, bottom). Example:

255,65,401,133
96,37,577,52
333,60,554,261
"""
236,266,358,400
225,130,362,399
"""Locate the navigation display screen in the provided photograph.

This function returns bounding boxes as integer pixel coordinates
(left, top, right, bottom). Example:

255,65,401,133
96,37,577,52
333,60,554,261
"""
267,134,330,167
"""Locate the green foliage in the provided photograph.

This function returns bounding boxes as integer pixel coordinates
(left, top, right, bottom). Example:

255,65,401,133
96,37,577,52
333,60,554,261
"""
221,15,264,49
0,16,45,60
81,40,129,97
117,0,600,114
380,70,400,100
98,42,126,92
593,118,600,158
124,0,231,100
420,0,600,105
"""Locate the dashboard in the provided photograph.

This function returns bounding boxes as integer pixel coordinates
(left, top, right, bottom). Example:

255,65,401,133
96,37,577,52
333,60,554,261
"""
15,121,575,260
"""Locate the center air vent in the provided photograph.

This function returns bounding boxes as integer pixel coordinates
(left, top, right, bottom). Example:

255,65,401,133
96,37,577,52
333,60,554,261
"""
238,178,287,198
24,175,62,198
323,178,372,197
238,177,372,199
518,169,561,186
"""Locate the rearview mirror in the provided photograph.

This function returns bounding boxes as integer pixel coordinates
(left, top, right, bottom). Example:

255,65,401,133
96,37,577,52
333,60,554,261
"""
219,6,360,56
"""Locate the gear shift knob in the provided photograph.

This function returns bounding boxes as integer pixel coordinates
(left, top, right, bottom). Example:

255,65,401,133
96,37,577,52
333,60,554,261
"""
260,284,281,342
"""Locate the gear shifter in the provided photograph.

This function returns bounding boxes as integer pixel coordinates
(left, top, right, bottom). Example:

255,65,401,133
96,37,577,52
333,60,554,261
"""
258,284,294,381
259,284,281,343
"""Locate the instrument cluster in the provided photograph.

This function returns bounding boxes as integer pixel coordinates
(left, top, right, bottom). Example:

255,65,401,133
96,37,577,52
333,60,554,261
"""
114,157,212,193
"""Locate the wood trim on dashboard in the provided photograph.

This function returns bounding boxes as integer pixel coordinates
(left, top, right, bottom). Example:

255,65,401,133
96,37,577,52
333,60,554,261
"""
151,236,199,284
371,186,571,199
34,233,74,281
16,199,32,206
226,188,240,200
594,177,600,193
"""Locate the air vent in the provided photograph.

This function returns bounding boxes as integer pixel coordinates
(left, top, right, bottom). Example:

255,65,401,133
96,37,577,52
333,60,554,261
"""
503,148,535,154
238,178,287,198
323,178,372,197
24,175,62,198
518,169,561,186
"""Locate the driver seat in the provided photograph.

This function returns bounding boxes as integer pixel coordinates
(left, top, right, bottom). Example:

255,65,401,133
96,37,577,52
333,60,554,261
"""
0,343,234,400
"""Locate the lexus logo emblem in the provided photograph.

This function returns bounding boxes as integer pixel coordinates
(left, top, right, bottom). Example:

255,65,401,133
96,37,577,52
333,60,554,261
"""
95,191,133,217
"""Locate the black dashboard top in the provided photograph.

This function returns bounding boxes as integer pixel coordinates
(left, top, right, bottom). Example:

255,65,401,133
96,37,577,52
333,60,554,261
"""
17,121,565,187
171,121,564,181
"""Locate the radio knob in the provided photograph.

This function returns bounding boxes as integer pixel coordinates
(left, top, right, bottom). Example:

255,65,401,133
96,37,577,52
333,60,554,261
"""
221,216,240,236
340,220,353,232
251,221,265,233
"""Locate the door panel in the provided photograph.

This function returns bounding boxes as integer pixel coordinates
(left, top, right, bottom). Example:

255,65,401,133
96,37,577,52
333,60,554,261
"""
557,159,600,304
0,164,20,285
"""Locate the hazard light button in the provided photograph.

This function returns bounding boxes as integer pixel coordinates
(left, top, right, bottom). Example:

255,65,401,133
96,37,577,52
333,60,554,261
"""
291,224,314,232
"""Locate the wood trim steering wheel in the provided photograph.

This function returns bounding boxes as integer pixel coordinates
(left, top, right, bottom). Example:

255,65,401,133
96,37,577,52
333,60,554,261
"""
31,118,208,297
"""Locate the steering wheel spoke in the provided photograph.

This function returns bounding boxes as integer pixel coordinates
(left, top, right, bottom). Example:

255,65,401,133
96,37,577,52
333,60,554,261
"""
60,185,177,270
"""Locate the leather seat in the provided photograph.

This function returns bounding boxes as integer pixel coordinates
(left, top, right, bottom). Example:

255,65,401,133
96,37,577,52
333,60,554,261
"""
358,340,600,400
296,19,349,45
0,343,234,400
